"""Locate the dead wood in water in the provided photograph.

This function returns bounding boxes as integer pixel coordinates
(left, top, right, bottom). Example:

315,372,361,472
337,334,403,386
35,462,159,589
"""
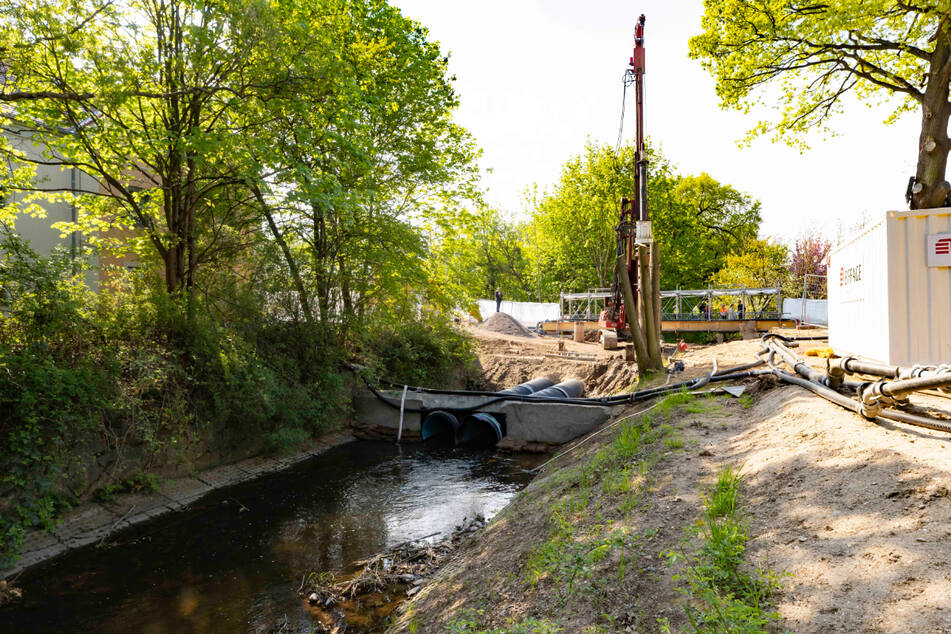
303,516,487,611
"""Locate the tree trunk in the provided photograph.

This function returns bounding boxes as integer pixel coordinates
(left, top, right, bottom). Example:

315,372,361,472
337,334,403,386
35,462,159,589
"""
649,242,663,361
912,19,951,210
253,186,314,324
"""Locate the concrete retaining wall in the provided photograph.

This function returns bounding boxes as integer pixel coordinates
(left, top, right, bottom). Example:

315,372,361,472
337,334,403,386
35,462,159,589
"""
353,390,614,446
2,431,354,580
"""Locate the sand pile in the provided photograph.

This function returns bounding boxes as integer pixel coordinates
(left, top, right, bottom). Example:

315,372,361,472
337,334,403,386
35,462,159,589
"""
480,312,534,337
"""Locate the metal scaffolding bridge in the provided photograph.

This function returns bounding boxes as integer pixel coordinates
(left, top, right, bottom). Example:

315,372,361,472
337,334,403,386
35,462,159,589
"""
553,287,789,334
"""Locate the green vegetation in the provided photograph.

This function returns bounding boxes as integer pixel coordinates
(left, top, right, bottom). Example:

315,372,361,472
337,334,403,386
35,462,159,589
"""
0,0,479,567
524,394,691,611
690,2,949,209
447,610,562,634
430,142,764,305
665,465,783,633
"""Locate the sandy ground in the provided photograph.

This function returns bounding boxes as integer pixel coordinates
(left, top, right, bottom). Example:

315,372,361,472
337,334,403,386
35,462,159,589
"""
391,331,951,633
469,323,767,395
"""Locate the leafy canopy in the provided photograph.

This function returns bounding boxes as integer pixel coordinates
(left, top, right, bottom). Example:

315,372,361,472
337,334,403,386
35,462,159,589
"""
689,0,940,145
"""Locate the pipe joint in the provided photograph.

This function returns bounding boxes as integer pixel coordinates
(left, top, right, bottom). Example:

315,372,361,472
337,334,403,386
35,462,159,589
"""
826,358,846,389
858,380,905,418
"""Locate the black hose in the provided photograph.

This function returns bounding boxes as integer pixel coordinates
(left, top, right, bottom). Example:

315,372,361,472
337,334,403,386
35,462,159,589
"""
838,358,901,379
877,408,951,434
712,358,766,375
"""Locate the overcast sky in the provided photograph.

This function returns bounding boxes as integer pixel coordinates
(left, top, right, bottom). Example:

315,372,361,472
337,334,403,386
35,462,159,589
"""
393,0,920,243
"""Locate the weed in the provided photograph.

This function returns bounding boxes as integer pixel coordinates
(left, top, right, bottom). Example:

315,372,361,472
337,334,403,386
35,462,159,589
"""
664,436,685,450
447,608,562,633
738,394,754,409
266,426,311,455
93,472,162,503
667,465,783,633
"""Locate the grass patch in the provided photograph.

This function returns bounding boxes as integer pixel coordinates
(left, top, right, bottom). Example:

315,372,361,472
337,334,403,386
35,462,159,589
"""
665,465,783,633
523,392,699,608
446,609,562,633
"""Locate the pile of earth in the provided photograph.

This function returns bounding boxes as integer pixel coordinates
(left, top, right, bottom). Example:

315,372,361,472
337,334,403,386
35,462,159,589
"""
480,312,534,338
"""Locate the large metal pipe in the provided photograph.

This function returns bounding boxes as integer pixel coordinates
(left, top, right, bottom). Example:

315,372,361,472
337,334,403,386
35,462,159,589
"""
531,379,585,399
499,377,555,396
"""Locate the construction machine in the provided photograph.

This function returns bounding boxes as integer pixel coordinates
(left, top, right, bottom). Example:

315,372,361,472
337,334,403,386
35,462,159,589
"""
598,14,663,371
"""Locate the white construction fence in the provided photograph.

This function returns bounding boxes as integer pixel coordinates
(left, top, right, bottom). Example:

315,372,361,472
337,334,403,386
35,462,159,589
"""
476,299,560,325
782,298,828,326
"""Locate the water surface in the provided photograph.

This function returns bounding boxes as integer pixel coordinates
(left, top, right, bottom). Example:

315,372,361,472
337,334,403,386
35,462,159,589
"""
0,441,540,633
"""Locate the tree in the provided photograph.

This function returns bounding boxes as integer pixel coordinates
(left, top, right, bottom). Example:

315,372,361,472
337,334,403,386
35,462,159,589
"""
525,142,761,299
710,238,789,311
428,206,533,306
690,1,951,209
655,173,761,289
249,0,479,326
0,0,288,299
790,231,832,298
790,232,832,279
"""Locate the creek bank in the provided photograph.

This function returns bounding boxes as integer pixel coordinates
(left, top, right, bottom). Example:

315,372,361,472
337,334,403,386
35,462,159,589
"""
303,516,490,632
386,346,951,633
0,430,354,581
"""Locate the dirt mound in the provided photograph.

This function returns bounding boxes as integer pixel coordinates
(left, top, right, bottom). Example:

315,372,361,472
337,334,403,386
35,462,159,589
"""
472,335,639,396
480,312,534,338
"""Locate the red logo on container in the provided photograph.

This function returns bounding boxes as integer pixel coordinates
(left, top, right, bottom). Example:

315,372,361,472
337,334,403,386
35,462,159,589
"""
936,237,951,255
839,266,843,286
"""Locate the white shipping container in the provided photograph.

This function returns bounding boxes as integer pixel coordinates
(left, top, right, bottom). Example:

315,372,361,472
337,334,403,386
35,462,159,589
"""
828,208,951,365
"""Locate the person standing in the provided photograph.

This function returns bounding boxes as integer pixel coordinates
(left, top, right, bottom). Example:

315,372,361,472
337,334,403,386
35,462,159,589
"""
495,288,502,313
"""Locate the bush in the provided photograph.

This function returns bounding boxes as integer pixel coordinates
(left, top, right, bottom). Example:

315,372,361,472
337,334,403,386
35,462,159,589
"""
355,312,477,388
0,233,351,565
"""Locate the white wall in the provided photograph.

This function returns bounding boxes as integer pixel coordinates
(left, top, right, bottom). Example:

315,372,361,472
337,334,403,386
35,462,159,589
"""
4,128,100,289
829,218,889,362
885,209,951,364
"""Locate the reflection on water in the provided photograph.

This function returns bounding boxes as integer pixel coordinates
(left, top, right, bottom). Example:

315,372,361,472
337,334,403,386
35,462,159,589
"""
0,441,541,633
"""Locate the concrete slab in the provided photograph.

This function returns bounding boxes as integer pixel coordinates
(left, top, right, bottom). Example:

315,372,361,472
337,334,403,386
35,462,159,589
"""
194,464,249,489
20,531,62,555
158,477,213,506
52,504,119,542
234,455,283,476
2,434,355,580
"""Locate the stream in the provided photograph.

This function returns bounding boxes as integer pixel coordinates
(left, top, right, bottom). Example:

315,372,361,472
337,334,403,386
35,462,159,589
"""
0,440,542,633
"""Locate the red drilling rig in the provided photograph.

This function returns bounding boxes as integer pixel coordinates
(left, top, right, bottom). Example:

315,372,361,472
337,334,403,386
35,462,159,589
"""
598,14,663,370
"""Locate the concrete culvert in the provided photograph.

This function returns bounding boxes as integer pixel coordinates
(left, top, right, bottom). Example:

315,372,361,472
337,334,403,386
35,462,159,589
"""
461,413,503,448
421,411,461,445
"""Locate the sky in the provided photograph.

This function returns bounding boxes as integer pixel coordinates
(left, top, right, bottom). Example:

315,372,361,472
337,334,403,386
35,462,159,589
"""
393,0,921,243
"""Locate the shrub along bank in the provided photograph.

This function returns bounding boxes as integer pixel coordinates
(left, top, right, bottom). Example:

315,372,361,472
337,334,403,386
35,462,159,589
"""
0,235,476,568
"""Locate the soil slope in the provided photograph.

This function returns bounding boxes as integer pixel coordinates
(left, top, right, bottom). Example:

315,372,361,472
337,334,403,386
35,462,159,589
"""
389,337,951,633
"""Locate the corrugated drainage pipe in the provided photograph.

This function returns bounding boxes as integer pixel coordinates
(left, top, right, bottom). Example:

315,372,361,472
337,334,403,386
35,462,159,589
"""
461,412,504,448
499,377,555,395
531,379,585,399
421,410,461,445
